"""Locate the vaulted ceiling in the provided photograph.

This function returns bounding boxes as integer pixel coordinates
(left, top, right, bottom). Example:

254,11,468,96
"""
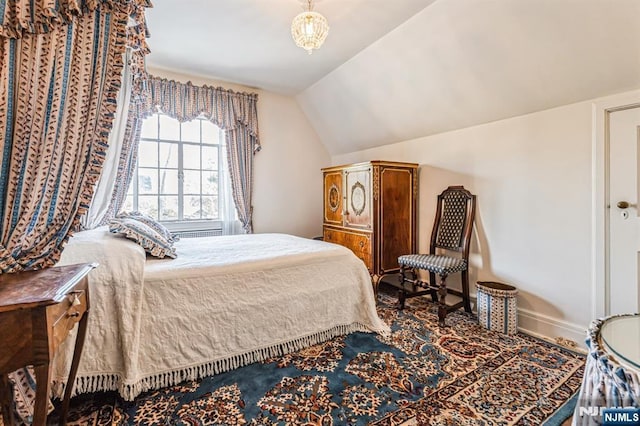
146,0,640,155
145,0,435,94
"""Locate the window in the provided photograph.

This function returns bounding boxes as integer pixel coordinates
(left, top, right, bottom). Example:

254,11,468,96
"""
124,113,230,229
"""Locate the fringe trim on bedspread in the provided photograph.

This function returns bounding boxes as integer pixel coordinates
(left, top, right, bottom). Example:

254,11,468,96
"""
53,322,379,401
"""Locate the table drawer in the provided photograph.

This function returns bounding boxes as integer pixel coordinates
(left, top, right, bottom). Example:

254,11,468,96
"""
51,291,87,348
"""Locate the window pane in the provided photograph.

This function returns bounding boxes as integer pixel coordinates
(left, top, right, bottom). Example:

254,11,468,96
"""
181,120,200,143
159,169,179,194
183,170,201,194
126,180,134,196
138,168,158,194
202,171,218,195
184,196,201,220
202,196,218,219
123,196,134,212
202,121,220,144
183,144,200,169
159,114,180,140
202,146,218,170
138,141,158,168
138,196,159,220
159,196,178,220
159,142,178,169
140,115,158,139
134,114,235,225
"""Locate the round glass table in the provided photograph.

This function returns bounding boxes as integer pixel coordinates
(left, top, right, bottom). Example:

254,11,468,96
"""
573,314,640,426
600,315,640,371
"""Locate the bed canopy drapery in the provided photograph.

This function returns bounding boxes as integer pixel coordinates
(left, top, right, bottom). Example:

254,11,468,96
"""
0,0,152,273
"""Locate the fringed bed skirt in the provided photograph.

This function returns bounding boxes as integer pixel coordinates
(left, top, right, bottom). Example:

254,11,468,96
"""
57,322,372,401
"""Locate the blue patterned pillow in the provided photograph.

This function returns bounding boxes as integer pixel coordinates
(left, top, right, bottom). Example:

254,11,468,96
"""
116,211,179,243
109,218,177,259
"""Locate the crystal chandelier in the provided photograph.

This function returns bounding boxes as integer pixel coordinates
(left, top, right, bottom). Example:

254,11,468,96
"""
291,0,329,55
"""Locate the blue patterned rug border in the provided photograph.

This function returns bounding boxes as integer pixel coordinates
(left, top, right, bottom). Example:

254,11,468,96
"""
543,392,579,426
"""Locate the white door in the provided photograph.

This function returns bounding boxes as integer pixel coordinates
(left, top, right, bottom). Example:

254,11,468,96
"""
609,105,640,315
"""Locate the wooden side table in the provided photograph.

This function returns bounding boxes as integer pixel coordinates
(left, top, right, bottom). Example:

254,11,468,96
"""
0,263,97,426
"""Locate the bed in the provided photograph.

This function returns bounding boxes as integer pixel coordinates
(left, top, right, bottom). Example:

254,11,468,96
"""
51,227,389,400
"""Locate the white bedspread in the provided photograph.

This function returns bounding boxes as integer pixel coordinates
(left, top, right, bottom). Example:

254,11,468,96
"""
54,229,389,400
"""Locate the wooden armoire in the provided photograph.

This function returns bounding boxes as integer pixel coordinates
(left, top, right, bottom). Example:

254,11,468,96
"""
322,161,418,295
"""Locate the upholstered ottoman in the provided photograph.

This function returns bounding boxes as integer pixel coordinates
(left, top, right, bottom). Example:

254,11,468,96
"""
476,281,518,335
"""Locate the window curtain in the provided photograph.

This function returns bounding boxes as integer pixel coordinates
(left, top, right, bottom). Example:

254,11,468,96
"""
102,76,261,233
81,49,133,229
98,97,144,226
220,142,243,235
0,0,151,273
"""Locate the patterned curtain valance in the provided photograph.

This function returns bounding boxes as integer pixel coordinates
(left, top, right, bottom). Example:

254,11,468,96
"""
140,76,261,152
0,0,151,39
102,75,260,233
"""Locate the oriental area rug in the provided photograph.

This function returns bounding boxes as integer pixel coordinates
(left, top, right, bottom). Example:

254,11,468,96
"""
45,291,584,425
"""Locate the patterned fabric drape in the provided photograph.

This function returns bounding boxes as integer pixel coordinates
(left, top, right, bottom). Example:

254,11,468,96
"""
100,98,144,225
226,126,258,233
0,0,151,273
0,0,146,38
81,49,134,230
103,75,261,233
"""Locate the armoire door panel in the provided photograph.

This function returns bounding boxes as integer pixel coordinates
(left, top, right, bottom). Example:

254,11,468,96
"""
344,168,372,229
323,171,343,225
379,168,415,273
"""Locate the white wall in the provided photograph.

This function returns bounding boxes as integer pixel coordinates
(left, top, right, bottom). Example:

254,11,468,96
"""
333,98,596,344
147,67,329,238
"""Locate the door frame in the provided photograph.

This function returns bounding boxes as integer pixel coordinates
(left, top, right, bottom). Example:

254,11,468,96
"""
592,90,640,319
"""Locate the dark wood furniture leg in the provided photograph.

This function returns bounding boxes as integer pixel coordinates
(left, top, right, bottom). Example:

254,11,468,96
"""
398,267,408,310
372,274,381,302
437,274,449,327
429,271,438,302
398,290,406,310
60,305,90,426
461,270,472,313
0,374,15,426
33,364,51,426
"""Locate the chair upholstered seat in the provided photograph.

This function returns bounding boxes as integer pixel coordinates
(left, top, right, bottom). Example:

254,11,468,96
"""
398,254,467,275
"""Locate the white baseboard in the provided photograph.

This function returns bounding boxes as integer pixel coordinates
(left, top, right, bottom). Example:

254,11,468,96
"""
517,308,588,353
